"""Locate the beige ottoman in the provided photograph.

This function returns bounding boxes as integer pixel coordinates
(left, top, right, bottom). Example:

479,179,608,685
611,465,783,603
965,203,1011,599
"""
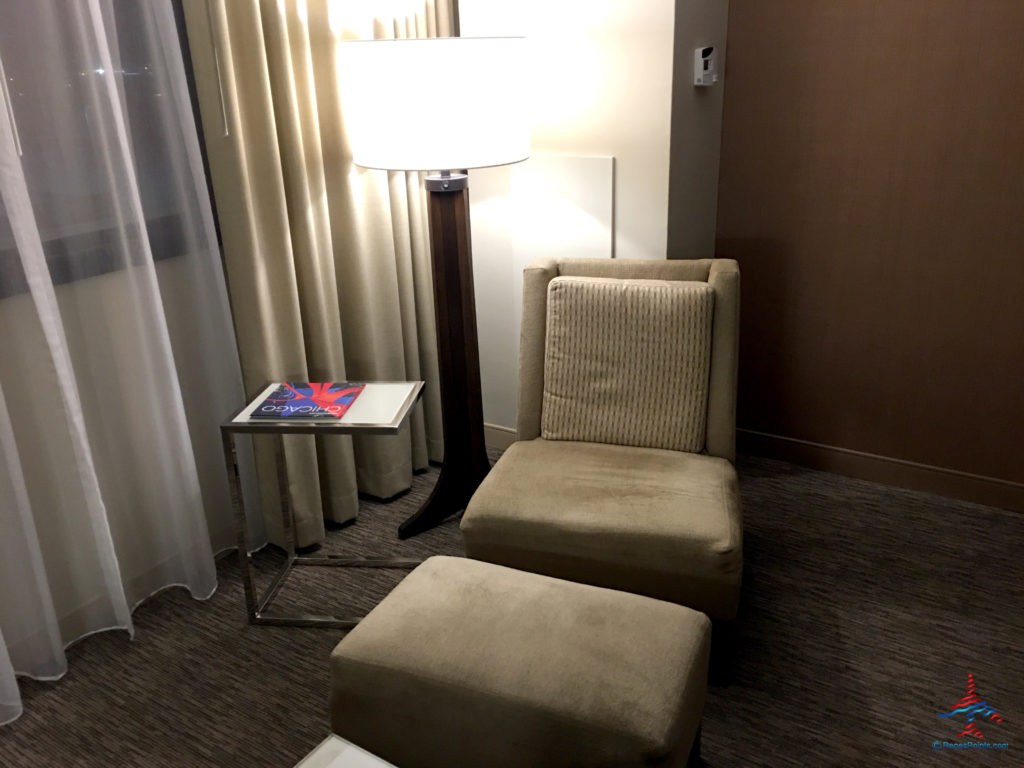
329,556,711,768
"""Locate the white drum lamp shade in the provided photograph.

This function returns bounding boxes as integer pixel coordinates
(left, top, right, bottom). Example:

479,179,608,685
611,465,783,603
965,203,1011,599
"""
339,37,529,172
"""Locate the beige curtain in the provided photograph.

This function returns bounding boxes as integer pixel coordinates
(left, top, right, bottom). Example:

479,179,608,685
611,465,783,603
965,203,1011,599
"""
182,0,449,547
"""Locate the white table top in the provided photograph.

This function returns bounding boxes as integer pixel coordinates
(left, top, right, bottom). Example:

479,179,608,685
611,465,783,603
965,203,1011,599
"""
294,735,398,768
227,381,423,434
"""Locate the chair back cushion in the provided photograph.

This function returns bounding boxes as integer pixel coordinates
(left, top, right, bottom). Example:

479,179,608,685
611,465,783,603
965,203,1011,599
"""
541,276,715,453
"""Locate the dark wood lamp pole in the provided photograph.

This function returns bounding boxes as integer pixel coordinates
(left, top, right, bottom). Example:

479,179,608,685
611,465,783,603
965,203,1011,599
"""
398,173,490,539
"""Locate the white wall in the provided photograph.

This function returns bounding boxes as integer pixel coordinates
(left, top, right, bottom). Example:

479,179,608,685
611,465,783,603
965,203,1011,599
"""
460,0,677,261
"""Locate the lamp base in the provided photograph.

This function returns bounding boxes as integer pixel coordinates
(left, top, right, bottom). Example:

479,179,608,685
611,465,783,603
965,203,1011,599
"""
398,178,490,539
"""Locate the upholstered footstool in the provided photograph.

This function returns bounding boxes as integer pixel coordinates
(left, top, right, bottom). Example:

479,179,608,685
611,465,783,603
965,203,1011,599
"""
329,556,711,768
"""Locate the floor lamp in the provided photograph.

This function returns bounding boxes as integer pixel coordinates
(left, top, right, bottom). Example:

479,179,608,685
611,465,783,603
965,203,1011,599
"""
339,37,529,539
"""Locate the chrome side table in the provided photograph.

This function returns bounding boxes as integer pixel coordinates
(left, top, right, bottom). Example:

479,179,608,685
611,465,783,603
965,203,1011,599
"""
221,381,425,629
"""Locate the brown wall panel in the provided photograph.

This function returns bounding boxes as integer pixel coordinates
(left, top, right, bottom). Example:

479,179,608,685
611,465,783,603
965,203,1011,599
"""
716,1,1024,487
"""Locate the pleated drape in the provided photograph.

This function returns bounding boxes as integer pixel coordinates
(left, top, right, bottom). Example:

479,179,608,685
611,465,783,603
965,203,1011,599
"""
182,0,448,546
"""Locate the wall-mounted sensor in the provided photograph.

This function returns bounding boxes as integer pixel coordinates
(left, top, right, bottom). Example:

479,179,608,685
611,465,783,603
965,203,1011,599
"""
694,46,718,86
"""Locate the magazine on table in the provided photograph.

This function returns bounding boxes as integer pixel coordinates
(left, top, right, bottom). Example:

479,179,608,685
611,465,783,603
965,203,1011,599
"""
250,382,365,420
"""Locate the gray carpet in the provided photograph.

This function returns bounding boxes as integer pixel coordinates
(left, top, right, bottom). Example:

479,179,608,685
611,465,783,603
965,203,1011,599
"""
2,455,1022,767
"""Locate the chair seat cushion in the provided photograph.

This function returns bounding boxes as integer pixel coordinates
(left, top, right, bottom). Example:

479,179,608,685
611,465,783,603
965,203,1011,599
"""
461,439,742,620
330,556,710,768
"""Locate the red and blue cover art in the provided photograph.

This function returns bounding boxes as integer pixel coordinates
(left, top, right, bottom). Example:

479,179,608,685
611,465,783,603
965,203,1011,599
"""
251,382,365,420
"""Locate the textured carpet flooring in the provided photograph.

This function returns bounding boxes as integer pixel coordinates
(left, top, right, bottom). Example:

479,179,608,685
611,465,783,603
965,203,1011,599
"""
2,455,1022,767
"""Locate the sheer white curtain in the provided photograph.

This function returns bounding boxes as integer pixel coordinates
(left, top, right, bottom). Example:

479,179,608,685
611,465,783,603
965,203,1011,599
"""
0,0,258,725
